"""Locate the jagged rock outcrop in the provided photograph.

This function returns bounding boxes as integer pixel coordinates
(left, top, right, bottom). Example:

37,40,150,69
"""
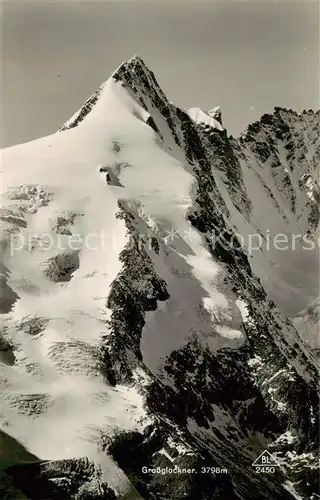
5,458,117,500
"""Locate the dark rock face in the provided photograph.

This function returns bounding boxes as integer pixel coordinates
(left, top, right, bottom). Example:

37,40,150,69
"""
238,107,320,230
0,208,27,229
105,426,239,500
0,333,15,365
52,212,78,235
17,316,49,336
43,251,80,282
4,458,116,500
0,263,19,313
145,116,163,140
101,200,170,383
0,276,19,314
59,87,103,131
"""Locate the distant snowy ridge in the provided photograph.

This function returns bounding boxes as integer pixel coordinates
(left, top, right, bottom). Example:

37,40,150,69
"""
187,106,224,131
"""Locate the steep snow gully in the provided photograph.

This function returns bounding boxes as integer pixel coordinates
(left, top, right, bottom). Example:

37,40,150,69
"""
0,56,319,500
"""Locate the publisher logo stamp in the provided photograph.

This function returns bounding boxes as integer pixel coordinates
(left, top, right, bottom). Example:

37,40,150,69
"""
252,450,280,474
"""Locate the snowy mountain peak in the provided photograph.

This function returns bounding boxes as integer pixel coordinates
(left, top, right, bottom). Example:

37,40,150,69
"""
208,105,222,124
1,56,319,500
187,106,224,131
111,54,149,77
59,54,175,140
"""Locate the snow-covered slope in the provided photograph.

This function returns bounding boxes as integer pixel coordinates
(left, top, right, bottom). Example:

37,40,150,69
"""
187,107,224,132
1,56,319,500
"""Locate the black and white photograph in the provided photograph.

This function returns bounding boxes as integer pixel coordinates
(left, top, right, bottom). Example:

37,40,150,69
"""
0,1,319,499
